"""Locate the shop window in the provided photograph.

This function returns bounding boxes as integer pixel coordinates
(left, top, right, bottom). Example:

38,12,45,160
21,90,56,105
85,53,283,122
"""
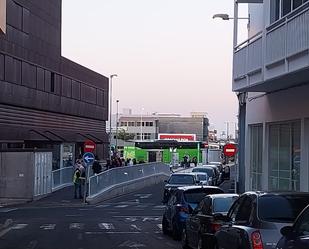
268,121,300,191
250,125,263,190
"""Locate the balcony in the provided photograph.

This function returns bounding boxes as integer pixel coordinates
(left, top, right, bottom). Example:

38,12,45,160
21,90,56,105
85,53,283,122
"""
233,3,309,92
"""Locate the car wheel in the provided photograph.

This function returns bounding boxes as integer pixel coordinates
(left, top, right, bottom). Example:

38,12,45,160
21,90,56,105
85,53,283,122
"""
162,216,169,235
172,222,181,241
181,229,190,249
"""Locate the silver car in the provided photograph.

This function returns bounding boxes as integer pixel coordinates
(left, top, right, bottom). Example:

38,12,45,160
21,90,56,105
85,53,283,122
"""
215,192,309,249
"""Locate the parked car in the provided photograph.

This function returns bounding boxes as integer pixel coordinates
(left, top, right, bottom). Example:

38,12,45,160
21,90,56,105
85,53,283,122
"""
192,172,209,186
208,162,223,172
162,173,201,204
215,192,309,249
182,193,239,249
206,165,222,185
192,166,218,186
162,186,224,240
276,204,309,249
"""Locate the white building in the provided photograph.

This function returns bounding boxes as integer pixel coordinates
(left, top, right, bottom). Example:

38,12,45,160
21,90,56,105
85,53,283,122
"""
233,0,309,192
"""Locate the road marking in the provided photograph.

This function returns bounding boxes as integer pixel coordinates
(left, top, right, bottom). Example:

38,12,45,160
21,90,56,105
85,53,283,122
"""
134,194,152,199
69,223,84,230
125,217,138,222
66,214,82,217
98,223,114,230
96,204,110,208
0,208,17,213
135,205,148,208
12,224,28,230
130,224,141,231
115,205,128,208
78,208,93,211
153,205,166,209
142,217,160,222
119,240,146,247
157,224,162,230
40,224,56,230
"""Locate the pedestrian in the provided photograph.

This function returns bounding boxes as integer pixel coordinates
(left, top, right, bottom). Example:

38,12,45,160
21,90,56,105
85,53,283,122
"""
73,167,83,199
132,158,137,165
92,155,102,175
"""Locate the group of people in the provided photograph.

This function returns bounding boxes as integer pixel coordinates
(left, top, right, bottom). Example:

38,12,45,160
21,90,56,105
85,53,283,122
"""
106,156,142,169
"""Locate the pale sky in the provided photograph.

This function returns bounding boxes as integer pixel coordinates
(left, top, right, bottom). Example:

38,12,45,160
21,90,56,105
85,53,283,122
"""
62,0,248,136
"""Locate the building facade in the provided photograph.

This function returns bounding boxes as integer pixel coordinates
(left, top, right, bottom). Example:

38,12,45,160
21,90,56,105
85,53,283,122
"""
0,0,109,169
118,112,209,142
233,0,309,192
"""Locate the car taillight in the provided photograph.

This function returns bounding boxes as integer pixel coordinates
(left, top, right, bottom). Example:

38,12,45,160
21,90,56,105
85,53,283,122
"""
251,231,264,249
210,223,221,232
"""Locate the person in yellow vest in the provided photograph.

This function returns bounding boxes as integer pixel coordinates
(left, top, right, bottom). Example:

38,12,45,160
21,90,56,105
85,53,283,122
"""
73,167,83,199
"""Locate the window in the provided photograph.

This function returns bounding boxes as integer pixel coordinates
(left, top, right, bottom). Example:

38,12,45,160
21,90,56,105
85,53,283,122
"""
268,121,300,191
270,0,308,23
128,122,135,127
51,72,55,93
143,133,151,140
296,209,309,236
250,125,263,190
258,195,309,223
236,197,252,223
136,122,145,127
120,122,128,127
146,122,153,127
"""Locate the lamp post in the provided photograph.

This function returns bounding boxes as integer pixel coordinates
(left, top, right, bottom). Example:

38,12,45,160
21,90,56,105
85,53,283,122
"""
140,108,144,141
115,100,119,155
109,74,117,160
213,2,250,193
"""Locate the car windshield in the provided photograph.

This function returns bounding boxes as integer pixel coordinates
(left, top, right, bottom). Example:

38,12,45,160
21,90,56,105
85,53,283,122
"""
184,188,223,203
168,175,195,184
192,168,214,177
213,196,238,213
258,195,309,223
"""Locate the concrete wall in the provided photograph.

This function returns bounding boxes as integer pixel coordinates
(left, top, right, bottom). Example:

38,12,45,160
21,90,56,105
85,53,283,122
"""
0,152,35,200
86,174,169,205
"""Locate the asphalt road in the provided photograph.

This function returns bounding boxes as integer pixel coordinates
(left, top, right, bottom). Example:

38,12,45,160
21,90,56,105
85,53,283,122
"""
0,183,180,249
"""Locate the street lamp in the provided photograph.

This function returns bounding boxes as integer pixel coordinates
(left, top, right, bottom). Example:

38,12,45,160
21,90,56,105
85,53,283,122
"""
115,100,119,154
140,108,144,141
109,74,117,160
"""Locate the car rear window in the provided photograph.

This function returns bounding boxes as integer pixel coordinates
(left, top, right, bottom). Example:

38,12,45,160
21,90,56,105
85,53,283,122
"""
184,188,224,203
168,175,195,184
258,195,309,223
213,196,238,213
196,174,208,181
192,168,214,177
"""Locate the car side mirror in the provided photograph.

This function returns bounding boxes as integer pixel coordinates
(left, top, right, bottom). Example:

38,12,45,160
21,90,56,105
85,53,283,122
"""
280,226,295,238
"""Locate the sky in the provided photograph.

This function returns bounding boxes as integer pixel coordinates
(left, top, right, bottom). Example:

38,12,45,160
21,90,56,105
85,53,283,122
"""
62,0,248,136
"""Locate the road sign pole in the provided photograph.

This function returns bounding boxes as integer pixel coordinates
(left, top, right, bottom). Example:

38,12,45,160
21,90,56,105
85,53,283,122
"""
83,165,91,204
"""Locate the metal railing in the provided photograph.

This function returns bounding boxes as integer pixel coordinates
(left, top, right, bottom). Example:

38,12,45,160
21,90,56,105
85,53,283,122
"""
88,163,170,197
52,166,74,191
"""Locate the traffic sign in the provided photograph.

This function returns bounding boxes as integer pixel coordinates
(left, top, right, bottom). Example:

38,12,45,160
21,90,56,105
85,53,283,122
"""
223,143,237,157
84,140,96,153
83,152,95,166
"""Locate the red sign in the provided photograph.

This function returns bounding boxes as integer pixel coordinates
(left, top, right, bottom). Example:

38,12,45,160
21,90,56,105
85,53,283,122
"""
223,143,237,157
84,140,96,153
158,133,196,142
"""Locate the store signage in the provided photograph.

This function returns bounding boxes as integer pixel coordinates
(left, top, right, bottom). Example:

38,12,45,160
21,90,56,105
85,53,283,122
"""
84,140,96,153
0,0,6,34
223,143,237,157
158,133,196,142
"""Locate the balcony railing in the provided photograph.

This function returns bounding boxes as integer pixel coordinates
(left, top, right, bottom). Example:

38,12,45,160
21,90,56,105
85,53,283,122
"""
233,3,309,92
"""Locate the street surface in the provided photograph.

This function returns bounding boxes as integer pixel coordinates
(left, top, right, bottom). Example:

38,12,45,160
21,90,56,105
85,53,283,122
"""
0,183,179,249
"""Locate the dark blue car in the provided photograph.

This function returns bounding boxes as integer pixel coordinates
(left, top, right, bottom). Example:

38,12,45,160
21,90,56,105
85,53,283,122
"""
162,186,224,240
